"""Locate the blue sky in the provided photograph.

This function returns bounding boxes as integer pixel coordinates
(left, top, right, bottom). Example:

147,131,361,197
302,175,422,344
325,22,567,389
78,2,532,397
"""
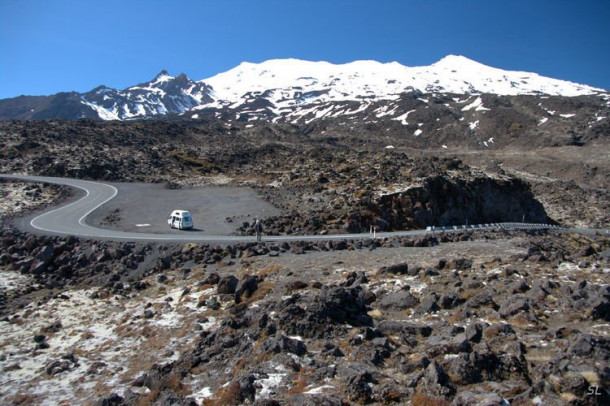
1,0,609,99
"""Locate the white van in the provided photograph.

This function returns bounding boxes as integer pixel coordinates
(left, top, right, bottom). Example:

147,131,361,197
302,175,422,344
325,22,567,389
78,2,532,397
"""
168,210,193,230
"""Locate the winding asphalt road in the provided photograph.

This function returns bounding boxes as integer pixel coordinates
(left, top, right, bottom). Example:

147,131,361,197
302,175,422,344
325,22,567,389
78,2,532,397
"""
1,174,599,243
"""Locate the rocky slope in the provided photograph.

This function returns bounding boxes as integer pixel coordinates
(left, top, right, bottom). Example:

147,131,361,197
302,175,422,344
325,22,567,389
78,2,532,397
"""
1,117,608,229
1,222,609,405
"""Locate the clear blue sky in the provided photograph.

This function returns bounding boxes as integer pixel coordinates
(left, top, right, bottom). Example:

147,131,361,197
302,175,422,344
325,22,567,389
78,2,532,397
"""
1,0,609,99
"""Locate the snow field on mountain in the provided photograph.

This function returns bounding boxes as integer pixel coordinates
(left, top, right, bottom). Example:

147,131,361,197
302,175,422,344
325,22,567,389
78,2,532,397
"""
201,55,604,109
67,55,607,121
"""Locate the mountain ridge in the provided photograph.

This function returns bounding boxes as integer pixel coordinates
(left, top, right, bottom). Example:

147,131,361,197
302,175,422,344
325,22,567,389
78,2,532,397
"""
0,55,607,121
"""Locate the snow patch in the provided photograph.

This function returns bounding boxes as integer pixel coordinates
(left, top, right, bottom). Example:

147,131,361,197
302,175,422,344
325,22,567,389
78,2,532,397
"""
393,109,416,125
461,97,490,111
0,269,32,292
0,284,217,405
305,384,336,394
374,105,398,118
194,387,213,403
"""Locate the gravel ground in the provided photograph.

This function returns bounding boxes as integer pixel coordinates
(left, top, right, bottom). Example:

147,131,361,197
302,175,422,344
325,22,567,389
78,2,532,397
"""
85,182,281,235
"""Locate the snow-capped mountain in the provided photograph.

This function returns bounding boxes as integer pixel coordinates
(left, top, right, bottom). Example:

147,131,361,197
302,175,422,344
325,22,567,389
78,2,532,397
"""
80,70,213,120
0,70,214,121
203,55,602,106
0,55,606,121
191,55,606,124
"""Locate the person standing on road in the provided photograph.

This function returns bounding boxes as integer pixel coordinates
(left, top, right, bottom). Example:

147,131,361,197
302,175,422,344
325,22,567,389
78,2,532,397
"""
254,219,263,241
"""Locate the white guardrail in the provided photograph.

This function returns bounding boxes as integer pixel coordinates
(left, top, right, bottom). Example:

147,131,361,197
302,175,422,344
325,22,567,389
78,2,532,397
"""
425,223,568,233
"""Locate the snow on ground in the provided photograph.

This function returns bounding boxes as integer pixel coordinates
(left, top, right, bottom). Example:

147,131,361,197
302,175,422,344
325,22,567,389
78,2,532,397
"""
0,269,34,293
392,109,416,125
461,97,490,112
342,102,370,116
0,270,220,405
374,105,398,118
0,182,58,217
81,100,121,121
304,384,336,394
201,55,604,111
256,369,287,398
538,103,555,115
369,275,428,297
193,386,213,404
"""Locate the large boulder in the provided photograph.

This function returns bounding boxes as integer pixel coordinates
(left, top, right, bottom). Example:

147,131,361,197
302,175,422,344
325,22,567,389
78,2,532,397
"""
378,290,419,310
217,275,238,294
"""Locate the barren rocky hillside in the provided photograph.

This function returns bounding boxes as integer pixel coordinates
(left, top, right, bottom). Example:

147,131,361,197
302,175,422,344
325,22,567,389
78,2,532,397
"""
0,117,608,229
0,216,609,405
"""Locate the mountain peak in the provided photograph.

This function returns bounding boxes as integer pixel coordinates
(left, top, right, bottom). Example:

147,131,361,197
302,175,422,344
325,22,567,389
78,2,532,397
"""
431,54,490,69
153,70,173,82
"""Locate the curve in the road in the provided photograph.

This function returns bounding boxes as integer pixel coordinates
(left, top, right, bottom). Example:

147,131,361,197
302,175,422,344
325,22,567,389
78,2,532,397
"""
1,174,584,243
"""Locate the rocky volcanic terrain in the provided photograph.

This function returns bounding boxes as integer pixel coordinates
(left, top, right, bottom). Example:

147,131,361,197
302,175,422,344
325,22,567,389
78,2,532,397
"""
0,206,609,405
0,71,609,405
0,116,608,230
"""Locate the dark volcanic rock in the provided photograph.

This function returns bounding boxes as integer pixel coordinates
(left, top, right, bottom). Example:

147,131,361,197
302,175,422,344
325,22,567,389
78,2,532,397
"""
417,361,456,399
415,292,440,314
217,275,238,294
278,286,372,339
377,263,410,275
234,275,258,303
499,295,531,317
378,290,419,310
261,335,307,356
289,393,343,406
453,391,506,406
345,371,375,403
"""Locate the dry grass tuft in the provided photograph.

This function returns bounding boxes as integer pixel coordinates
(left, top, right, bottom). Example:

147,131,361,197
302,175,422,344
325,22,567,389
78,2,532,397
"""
206,381,242,406
257,263,285,278
242,281,273,305
411,392,451,406
289,368,313,395
579,370,600,386
233,357,248,375
136,389,160,406
560,393,577,403
163,373,187,395
458,288,483,301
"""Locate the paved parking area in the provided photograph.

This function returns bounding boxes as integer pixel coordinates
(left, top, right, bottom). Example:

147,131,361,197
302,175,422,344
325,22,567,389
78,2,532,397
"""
86,182,281,235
